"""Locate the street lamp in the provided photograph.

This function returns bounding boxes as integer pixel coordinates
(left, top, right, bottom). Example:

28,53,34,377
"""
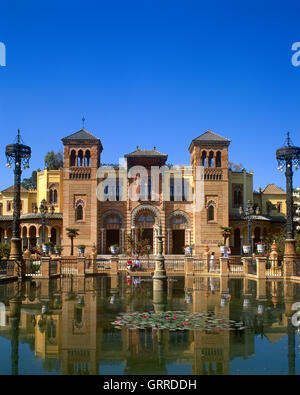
33,199,55,244
295,187,300,233
5,130,31,259
276,132,300,255
239,200,260,255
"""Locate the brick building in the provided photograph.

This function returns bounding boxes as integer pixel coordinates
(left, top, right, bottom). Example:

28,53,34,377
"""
0,127,290,256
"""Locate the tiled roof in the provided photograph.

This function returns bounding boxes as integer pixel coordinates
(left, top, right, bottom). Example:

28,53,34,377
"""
1,186,28,193
191,130,231,143
62,128,100,141
125,147,168,158
262,184,286,194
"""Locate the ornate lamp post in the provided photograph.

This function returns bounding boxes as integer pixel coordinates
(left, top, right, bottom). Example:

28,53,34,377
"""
153,225,167,291
276,132,300,256
5,130,31,260
239,200,260,255
295,187,300,233
33,199,55,244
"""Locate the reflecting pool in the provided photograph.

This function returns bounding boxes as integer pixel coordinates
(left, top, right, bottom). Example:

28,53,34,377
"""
0,274,300,375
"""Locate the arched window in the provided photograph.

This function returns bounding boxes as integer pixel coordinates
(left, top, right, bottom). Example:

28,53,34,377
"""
75,200,84,221
234,191,238,205
208,205,215,221
208,151,214,168
201,151,207,167
77,150,83,167
137,214,155,223
53,189,58,203
216,151,222,167
237,191,242,205
70,150,76,167
172,216,186,225
85,150,91,167
49,190,54,203
76,205,83,221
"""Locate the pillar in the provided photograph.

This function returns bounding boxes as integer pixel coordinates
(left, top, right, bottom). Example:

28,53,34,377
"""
256,257,266,279
220,257,229,276
167,228,171,254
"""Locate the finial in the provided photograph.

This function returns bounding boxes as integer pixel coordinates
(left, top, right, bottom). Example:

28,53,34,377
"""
82,117,86,129
287,131,290,146
154,146,156,150
136,146,139,151
17,129,21,144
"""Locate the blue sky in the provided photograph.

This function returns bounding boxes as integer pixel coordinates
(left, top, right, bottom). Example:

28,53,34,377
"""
0,0,300,191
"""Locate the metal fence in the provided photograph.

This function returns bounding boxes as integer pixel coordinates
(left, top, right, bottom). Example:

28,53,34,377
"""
294,259,300,277
0,260,15,277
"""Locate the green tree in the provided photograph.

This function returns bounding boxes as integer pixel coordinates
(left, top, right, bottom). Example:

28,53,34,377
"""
125,228,151,258
66,228,80,256
228,162,244,171
44,151,63,170
21,169,40,190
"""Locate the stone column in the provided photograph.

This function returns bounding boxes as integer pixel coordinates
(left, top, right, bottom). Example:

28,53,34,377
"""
256,257,267,279
40,256,51,279
187,229,191,245
167,228,171,254
220,257,229,276
110,257,119,274
184,257,194,275
22,249,32,275
121,228,125,254
203,245,210,272
77,257,86,277
154,227,158,255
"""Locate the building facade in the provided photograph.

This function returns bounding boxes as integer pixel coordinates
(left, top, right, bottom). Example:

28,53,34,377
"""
0,128,290,256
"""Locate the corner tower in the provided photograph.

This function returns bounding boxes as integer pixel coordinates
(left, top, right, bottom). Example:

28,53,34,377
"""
61,127,103,255
189,130,231,255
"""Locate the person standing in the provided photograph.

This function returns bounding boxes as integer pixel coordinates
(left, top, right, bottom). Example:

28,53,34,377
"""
209,252,216,272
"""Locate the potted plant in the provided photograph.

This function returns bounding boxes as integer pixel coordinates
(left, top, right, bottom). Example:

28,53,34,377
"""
110,244,119,255
42,242,51,254
54,245,63,256
256,241,265,253
242,244,251,254
184,244,193,255
78,244,86,255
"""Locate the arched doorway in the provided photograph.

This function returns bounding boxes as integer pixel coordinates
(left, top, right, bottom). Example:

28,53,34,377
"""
29,226,37,248
254,227,261,245
50,228,57,245
167,211,191,255
105,215,121,253
233,228,241,255
136,213,155,252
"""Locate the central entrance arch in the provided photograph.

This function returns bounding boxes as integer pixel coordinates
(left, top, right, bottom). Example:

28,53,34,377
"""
131,204,161,255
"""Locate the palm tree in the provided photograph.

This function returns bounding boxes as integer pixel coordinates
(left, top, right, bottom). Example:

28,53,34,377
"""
66,228,80,256
220,226,233,245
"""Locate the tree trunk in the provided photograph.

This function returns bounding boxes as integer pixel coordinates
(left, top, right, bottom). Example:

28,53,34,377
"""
70,237,74,256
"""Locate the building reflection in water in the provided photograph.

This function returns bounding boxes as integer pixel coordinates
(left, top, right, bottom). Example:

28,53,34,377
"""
0,274,299,375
